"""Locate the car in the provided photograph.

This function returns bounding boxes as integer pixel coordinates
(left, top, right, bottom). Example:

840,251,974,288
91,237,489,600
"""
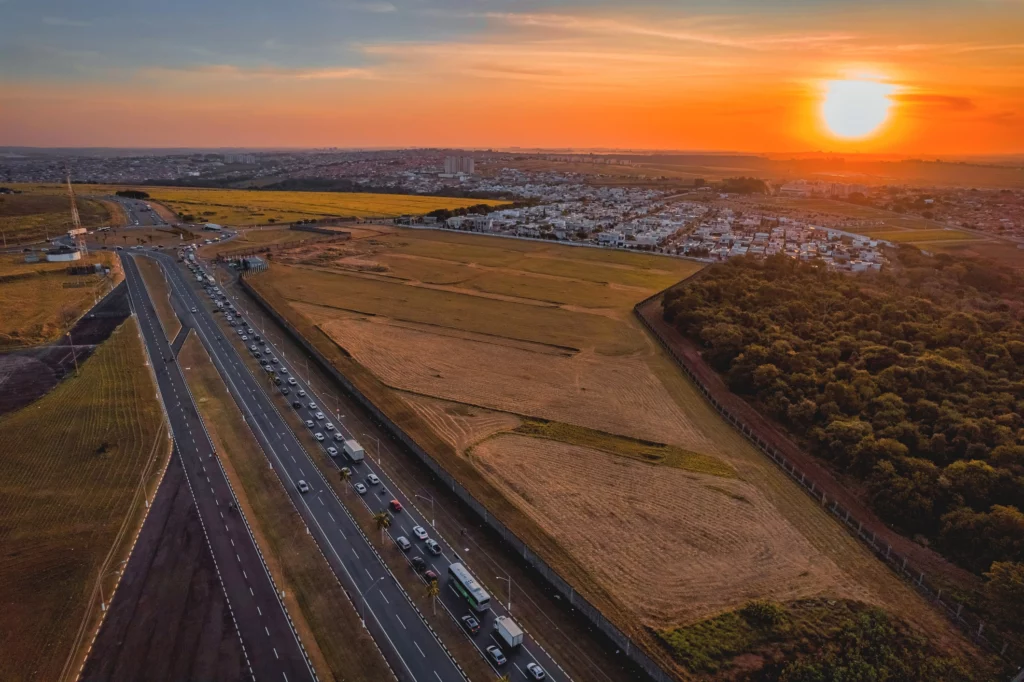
249,344,257,352
262,346,270,354
236,329,243,335
325,423,335,431
288,378,297,386
389,499,402,512
423,569,439,583
424,539,441,556
191,307,197,313
297,480,310,494
354,482,367,494
314,433,325,442
281,387,290,395
526,663,547,680
274,377,282,385
333,432,344,442
305,420,314,428
395,536,411,551
308,402,318,410
326,446,338,457
270,357,278,364
241,335,248,341
279,367,288,375
410,556,426,571
486,646,506,666
314,411,325,420
265,366,274,373
254,352,262,359
412,525,428,541
460,614,480,635
261,360,269,366
246,328,253,334
298,390,306,397
367,473,380,485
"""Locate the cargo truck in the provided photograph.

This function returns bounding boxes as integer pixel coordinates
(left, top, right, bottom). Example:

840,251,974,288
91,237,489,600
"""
342,439,365,462
494,616,523,649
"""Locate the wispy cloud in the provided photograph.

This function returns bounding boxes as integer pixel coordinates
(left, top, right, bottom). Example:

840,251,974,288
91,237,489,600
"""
893,93,975,111
42,16,93,27
143,64,375,80
339,1,396,13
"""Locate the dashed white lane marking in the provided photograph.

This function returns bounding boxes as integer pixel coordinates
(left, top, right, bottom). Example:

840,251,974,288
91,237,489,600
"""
380,592,389,605
414,641,425,658
257,606,262,616
274,648,279,659
250,587,255,596
265,626,270,636
351,548,358,559
396,615,406,629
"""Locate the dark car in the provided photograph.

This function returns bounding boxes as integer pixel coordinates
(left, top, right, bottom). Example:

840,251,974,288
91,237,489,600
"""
460,614,480,635
411,556,426,571
292,401,303,409
423,569,439,583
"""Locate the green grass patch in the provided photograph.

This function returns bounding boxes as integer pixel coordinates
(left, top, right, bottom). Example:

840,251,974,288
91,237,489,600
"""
514,417,735,478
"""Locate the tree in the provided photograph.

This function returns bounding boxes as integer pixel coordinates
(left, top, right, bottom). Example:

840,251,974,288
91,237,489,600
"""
983,561,1024,633
373,511,391,543
425,579,440,615
339,467,351,493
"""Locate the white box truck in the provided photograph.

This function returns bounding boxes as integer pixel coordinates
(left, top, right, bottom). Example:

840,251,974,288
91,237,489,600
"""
494,616,523,649
342,439,365,463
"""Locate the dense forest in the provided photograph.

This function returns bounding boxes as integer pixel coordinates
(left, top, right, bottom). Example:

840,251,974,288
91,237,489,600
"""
662,251,1024,615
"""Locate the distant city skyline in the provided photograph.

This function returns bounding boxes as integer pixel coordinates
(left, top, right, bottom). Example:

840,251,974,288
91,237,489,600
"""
1,0,1022,153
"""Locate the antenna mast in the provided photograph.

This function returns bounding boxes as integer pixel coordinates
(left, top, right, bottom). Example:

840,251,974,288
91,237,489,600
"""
65,165,87,255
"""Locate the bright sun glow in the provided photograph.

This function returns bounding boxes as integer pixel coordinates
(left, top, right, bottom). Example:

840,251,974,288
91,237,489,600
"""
822,79,896,139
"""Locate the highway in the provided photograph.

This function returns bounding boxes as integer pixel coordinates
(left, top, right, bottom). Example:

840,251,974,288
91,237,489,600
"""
120,254,316,682
180,253,572,682
143,251,475,682
108,195,167,226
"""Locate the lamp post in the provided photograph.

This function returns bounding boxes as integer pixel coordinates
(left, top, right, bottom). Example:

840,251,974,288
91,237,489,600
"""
358,575,386,627
99,559,129,611
415,493,434,528
495,574,512,614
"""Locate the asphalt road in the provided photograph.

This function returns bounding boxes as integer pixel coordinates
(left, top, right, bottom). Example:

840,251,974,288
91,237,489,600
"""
181,254,572,682
145,251,474,682
108,196,167,226
120,253,316,682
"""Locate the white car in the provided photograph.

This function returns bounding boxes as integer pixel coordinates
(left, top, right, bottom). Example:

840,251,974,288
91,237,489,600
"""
279,367,288,375
314,411,325,420
325,423,335,431
298,390,306,397
305,420,314,428
314,433,325,442
308,402,318,410
297,480,310,494
526,663,547,680
326,446,338,457
354,483,367,494
412,525,428,541
191,307,197,313
367,473,380,485
287,378,297,386
241,335,248,341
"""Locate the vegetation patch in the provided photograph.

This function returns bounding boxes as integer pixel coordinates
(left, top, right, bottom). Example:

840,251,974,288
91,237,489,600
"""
0,320,167,682
514,417,735,478
658,599,983,680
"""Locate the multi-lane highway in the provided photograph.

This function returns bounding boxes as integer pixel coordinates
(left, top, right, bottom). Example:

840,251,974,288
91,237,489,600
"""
108,195,167,226
172,253,571,682
120,254,317,682
142,251,475,682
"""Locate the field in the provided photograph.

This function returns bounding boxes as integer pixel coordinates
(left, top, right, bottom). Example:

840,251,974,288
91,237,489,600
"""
0,189,115,245
133,187,506,226
89,225,202,248
199,225,351,259
247,224,973,673
861,228,979,243
178,333,394,682
0,251,121,349
0,319,169,682
136,257,181,341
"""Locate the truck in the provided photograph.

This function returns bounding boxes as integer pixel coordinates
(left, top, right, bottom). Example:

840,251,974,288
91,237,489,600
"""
205,275,215,285
493,616,523,649
342,439,365,463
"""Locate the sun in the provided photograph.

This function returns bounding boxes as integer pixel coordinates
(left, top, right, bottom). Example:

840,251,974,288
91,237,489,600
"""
821,79,896,139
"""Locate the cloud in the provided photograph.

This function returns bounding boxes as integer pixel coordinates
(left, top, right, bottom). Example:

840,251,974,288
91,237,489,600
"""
892,93,975,111
339,1,396,13
143,64,375,81
42,16,93,27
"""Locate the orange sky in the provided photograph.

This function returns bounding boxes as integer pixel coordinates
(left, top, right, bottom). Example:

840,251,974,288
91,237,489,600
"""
1,2,1022,153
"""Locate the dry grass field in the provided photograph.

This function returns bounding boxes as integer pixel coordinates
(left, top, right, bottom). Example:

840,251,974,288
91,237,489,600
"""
138,187,506,226
864,228,978,243
0,320,168,682
89,225,201,248
249,227,974,670
0,251,121,349
0,190,114,245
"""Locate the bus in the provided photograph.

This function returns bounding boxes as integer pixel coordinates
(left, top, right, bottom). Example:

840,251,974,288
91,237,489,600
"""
448,563,490,612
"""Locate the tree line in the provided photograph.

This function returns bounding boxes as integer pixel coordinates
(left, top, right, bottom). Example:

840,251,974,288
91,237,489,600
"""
662,251,1024,632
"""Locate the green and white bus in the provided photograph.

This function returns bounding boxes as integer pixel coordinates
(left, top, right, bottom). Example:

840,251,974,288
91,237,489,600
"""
448,562,490,612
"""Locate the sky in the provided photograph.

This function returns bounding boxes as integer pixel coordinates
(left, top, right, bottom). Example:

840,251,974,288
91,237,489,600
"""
1,0,1022,153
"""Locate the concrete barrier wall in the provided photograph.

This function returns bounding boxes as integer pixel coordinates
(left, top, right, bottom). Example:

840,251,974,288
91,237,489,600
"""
239,276,679,682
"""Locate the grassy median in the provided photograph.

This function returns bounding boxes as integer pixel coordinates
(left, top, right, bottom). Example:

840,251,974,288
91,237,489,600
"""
135,257,181,341
177,332,394,682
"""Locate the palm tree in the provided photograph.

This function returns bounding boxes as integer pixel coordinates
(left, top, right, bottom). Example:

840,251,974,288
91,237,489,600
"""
497,675,511,682
426,579,440,615
339,467,351,493
373,511,391,543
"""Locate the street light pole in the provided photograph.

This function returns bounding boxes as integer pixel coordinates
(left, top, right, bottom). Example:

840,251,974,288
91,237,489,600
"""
496,574,512,614
359,575,386,627
415,493,435,527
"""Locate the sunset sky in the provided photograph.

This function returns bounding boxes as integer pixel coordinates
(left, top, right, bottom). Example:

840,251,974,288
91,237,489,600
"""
1,0,1022,153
